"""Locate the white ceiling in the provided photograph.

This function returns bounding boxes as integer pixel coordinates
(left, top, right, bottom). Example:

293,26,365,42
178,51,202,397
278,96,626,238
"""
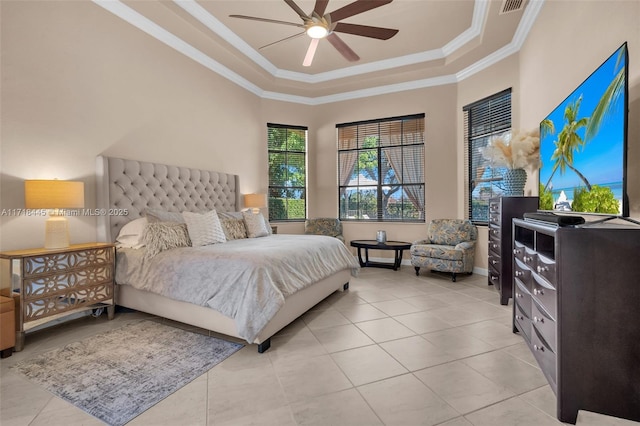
94,0,544,104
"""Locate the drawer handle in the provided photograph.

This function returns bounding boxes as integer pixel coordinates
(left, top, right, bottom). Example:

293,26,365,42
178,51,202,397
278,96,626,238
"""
516,292,522,298
537,265,549,273
523,256,531,263
533,289,544,296
516,315,524,320
492,244,498,249
533,344,545,352
534,316,544,323
491,276,498,281
515,271,523,277
491,260,498,265
513,249,521,255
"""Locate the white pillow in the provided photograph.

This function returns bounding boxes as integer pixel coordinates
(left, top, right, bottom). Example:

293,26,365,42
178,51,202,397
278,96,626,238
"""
182,210,226,247
115,217,148,249
243,211,269,238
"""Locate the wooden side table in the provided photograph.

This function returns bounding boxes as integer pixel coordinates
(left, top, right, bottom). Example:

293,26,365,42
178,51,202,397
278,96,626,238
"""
0,243,116,351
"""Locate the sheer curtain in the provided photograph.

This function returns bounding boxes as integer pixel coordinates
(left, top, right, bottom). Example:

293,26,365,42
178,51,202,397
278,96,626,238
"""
382,122,425,217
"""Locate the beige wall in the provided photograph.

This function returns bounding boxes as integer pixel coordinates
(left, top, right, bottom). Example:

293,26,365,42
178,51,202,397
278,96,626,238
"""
309,85,459,260
1,1,639,275
519,0,640,219
0,1,264,250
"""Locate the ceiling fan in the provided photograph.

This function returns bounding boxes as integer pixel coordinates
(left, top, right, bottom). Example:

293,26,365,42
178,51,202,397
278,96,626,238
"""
230,0,399,67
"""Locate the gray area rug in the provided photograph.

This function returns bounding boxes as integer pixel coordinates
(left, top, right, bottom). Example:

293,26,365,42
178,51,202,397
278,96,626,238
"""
12,320,243,425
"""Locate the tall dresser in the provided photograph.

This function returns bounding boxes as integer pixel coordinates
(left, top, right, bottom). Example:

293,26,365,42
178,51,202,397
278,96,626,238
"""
487,196,537,305
512,218,640,424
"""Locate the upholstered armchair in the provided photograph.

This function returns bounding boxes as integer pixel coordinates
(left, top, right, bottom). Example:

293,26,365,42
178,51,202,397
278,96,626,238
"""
304,218,345,243
410,219,477,282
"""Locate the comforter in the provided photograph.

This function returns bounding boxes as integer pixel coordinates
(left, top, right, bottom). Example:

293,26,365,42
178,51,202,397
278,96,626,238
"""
115,234,359,342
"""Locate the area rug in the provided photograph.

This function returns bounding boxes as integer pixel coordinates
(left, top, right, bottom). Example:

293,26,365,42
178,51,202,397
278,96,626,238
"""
11,320,243,425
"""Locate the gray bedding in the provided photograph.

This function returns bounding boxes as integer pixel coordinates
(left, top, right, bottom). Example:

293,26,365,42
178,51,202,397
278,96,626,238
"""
115,234,359,342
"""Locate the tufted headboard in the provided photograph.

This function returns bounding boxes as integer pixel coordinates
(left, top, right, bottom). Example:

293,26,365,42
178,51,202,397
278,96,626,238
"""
96,156,241,242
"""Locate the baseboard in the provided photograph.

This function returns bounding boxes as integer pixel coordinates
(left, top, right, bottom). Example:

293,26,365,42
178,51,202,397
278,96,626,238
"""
353,255,489,276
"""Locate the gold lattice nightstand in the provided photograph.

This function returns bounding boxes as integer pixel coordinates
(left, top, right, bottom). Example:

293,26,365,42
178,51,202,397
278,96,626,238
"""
0,243,115,351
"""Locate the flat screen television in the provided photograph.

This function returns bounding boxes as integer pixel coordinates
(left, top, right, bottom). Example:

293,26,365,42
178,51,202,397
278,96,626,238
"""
538,42,629,217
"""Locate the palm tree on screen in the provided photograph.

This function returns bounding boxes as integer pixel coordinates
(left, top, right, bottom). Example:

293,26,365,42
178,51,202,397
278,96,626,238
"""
543,96,592,191
585,49,626,142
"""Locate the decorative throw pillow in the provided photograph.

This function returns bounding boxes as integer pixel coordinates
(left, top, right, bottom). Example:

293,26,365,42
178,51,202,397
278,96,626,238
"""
263,215,273,235
145,208,185,223
116,217,148,249
142,222,191,258
182,210,226,247
220,218,247,240
243,211,269,238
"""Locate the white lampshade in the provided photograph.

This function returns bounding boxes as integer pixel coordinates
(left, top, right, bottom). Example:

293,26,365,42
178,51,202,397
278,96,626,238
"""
244,193,266,214
25,180,85,249
25,180,85,209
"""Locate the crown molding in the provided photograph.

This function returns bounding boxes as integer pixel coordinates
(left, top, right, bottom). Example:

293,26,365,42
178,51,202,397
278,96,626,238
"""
93,0,264,96
92,0,544,105
175,0,489,84
455,0,543,81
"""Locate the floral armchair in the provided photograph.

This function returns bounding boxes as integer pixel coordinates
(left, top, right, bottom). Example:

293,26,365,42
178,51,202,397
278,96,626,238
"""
304,218,345,243
410,219,477,282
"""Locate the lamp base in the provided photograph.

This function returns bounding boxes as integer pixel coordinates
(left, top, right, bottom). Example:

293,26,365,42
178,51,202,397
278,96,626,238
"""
44,216,70,249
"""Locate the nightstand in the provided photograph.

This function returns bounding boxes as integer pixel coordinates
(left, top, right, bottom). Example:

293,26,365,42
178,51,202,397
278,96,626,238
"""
0,243,115,351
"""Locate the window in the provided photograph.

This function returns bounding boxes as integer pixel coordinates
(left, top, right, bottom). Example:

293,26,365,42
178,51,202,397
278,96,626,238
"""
464,89,512,224
337,114,425,222
268,123,307,221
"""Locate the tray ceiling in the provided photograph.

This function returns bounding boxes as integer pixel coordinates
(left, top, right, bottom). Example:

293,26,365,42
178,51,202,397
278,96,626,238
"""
94,0,543,104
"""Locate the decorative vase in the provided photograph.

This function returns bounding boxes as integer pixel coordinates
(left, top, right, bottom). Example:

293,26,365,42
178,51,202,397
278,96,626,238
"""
503,168,527,196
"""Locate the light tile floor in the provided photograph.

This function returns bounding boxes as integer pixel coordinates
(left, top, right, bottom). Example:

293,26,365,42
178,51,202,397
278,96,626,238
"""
1,266,639,426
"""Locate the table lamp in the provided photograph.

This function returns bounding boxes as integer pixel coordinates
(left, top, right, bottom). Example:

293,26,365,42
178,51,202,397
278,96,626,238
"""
244,193,266,214
25,179,85,249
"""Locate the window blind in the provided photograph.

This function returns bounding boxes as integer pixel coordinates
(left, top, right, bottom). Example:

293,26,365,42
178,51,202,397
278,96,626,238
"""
337,113,425,222
463,89,512,223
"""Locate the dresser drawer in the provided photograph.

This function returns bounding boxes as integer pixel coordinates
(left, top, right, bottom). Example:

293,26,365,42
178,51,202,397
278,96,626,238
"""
532,297,557,353
489,200,500,214
488,225,500,241
513,241,528,263
531,326,557,389
522,247,537,269
488,253,501,271
514,259,532,292
514,302,531,343
488,270,500,288
532,273,557,319
23,247,113,278
514,278,532,318
535,253,556,284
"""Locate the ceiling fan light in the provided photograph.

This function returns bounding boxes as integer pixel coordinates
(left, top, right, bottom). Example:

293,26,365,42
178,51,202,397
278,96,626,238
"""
306,24,328,39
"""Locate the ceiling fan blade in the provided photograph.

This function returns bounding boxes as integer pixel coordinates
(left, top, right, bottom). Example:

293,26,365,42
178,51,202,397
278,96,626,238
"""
303,38,320,67
260,31,306,50
312,0,329,18
284,0,310,21
333,22,398,40
326,33,360,62
328,0,393,23
229,15,304,28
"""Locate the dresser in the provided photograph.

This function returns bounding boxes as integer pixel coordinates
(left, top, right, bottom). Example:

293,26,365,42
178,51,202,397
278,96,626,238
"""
512,218,640,424
0,243,115,351
487,196,537,305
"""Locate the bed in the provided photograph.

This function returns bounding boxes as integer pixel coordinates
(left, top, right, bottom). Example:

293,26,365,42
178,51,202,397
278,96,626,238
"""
96,156,358,352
